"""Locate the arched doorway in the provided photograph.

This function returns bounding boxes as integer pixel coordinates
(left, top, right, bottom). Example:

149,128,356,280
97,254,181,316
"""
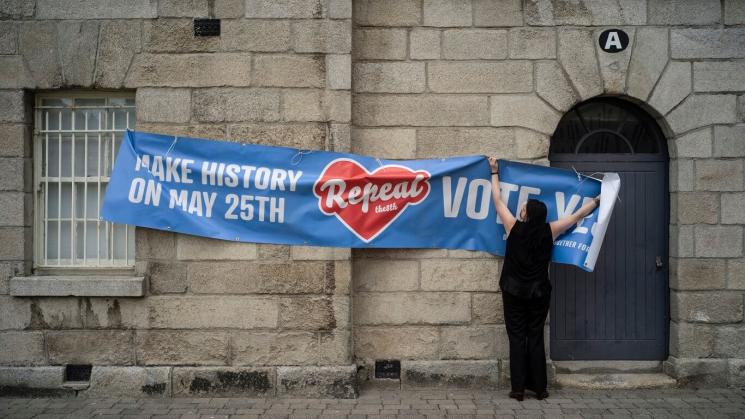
549,97,669,360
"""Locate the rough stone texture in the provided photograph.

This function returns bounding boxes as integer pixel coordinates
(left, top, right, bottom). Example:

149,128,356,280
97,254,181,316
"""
142,19,218,53
670,258,726,290
147,296,278,328
293,20,351,53
725,0,745,24
35,0,157,18
354,259,419,291
245,0,324,18
177,235,257,260
596,27,634,94
515,129,549,159
351,128,416,159
58,21,99,87
290,246,350,261
694,159,743,192
254,55,325,88
420,260,498,291
728,260,745,290
142,260,188,293
558,28,602,100
0,125,30,158
82,367,171,398
472,292,504,324
672,28,745,59
46,330,134,365
9,276,145,297
19,22,62,89
401,360,499,389
648,0,721,25
173,367,274,396
0,56,32,89
722,193,745,224
278,296,335,330
671,292,744,323
669,321,714,358
218,20,290,52
354,326,439,360
136,331,230,366
509,28,555,60
713,125,745,158
125,54,252,88
490,94,561,135
354,292,470,325
440,326,507,359
649,62,691,116
423,0,472,27
441,29,507,60
353,0,420,26
158,0,208,17
675,192,718,224
277,365,357,398
353,28,407,60
232,332,319,365
473,0,523,26
0,366,64,388
0,91,25,123
416,127,514,158
694,62,745,93
135,88,191,124
94,21,142,88
354,95,488,127
353,62,425,93
229,123,326,149
0,228,31,261
428,62,531,93
0,332,45,366
0,22,17,54
714,326,745,358
192,88,280,122
409,29,440,60
626,28,668,101
664,357,729,388
667,95,737,134
729,360,745,388
670,225,694,257
187,262,326,294
0,192,26,226
536,61,580,113
524,0,646,26
694,225,743,258
326,54,351,90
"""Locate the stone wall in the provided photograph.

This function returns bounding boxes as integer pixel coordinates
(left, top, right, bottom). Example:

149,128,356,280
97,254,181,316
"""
350,0,745,388
0,0,356,398
1,0,745,395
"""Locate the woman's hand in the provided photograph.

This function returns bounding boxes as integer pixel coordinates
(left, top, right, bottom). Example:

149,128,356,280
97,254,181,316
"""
488,157,499,174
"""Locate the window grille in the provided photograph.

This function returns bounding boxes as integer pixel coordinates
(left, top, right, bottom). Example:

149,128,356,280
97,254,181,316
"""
34,93,136,267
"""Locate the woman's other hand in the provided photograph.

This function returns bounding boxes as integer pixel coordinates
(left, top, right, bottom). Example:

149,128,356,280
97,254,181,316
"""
488,156,499,173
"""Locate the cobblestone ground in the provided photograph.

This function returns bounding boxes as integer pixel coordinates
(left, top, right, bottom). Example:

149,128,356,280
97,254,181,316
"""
1,387,745,418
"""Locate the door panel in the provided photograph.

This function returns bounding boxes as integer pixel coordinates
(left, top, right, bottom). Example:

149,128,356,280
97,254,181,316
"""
549,160,668,360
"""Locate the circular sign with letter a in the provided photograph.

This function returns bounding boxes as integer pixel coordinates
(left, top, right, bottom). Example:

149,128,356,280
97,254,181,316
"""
598,29,629,53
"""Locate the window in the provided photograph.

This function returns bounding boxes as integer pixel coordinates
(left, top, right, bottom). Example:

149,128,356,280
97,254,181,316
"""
34,92,135,268
550,98,665,155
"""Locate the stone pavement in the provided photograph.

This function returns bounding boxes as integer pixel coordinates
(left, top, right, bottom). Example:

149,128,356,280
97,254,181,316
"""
1,387,744,418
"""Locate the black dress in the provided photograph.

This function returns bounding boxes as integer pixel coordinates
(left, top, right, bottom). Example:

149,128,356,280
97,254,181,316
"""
499,220,553,394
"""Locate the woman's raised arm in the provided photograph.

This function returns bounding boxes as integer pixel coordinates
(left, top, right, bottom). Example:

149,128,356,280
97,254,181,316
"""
549,196,600,240
488,157,517,235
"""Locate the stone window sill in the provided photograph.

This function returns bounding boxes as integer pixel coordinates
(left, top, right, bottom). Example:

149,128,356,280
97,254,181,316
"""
10,276,145,297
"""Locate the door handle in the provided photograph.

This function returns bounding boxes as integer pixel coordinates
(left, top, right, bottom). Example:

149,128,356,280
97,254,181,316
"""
656,256,664,270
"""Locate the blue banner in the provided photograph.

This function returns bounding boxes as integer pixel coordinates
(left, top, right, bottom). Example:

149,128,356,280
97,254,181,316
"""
102,130,618,271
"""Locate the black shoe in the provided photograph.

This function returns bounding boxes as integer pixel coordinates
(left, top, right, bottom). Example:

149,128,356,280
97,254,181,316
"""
535,391,549,400
509,391,524,401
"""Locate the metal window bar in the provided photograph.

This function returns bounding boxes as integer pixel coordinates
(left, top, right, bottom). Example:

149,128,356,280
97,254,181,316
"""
34,93,135,268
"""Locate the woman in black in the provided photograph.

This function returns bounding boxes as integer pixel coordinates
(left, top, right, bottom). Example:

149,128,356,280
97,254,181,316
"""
488,157,600,401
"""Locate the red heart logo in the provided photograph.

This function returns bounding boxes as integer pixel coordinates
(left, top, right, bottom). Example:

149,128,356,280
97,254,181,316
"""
313,158,431,242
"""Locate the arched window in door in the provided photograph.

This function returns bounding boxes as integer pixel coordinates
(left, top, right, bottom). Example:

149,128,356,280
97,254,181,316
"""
550,97,666,156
